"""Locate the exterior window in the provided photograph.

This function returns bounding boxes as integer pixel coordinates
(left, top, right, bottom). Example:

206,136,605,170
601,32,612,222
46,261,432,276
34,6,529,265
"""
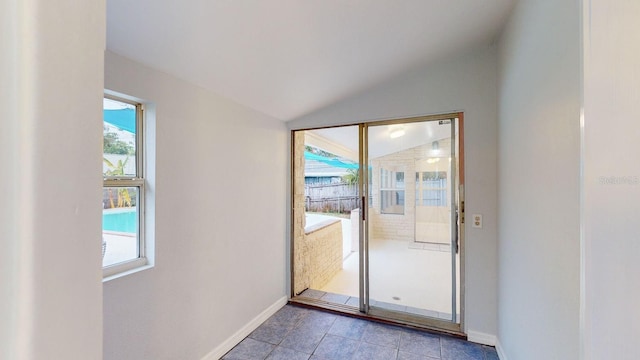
102,96,146,272
380,168,404,214
415,171,447,207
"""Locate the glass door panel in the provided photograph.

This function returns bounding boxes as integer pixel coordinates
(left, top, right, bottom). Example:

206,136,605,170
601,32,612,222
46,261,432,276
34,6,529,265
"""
365,119,460,323
291,126,361,307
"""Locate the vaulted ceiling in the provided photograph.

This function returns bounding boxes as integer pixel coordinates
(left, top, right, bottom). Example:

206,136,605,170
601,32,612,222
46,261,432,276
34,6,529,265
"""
107,0,514,121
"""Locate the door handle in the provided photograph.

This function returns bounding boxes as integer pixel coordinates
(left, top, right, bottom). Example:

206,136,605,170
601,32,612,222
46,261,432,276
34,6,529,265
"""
454,211,459,254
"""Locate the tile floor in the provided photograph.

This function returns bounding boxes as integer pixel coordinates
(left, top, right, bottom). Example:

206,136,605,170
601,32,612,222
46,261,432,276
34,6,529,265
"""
222,305,498,360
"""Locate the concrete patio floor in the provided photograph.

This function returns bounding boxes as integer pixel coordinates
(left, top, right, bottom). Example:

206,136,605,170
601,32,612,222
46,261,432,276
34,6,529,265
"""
303,213,461,320
102,231,137,267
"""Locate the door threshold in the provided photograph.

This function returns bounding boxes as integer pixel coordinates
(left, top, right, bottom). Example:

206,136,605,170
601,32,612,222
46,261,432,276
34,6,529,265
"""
289,296,466,339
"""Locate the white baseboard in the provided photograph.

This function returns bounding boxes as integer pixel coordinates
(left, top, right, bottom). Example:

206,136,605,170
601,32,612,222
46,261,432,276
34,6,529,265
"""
496,338,508,360
201,296,288,360
467,330,497,346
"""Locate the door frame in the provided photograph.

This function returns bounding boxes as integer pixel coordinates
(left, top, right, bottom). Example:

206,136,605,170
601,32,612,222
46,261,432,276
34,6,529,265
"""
289,112,465,336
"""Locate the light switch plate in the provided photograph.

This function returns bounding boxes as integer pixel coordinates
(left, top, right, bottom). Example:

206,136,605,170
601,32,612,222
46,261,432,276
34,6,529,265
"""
472,214,482,228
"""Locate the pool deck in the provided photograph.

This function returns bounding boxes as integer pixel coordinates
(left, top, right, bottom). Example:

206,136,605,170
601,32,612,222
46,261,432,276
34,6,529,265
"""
103,231,137,267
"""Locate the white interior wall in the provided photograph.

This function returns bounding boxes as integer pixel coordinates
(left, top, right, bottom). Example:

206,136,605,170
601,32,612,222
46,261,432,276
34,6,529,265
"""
12,3,636,358
583,1,640,359
497,0,580,358
289,46,499,338
0,0,105,359
103,52,288,359
0,1,18,354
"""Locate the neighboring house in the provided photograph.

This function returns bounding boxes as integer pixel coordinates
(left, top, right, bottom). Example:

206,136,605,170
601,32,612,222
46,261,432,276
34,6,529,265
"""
304,156,349,185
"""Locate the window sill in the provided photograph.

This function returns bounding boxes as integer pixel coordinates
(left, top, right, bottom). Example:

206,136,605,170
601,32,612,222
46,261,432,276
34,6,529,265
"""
103,258,153,282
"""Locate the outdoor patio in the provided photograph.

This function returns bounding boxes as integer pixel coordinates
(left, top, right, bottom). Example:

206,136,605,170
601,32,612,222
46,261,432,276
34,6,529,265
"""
102,232,137,267
303,212,460,321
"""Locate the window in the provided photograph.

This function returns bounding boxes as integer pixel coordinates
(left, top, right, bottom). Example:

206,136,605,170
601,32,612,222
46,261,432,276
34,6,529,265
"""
102,95,146,274
380,168,405,214
415,171,447,207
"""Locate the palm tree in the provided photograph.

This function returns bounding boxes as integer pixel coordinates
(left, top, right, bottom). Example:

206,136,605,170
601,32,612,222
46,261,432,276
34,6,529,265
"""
342,168,359,185
103,157,128,176
103,157,132,208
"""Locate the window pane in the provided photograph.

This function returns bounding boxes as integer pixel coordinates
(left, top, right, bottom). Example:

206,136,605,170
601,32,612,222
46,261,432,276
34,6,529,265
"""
419,171,447,207
416,172,421,205
103,98,136,177
102,186,139,267
395,172,404,188
381,190,405,214
381,168,388,188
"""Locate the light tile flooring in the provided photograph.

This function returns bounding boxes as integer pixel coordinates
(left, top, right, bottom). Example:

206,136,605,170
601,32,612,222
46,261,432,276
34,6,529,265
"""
222,305,498,360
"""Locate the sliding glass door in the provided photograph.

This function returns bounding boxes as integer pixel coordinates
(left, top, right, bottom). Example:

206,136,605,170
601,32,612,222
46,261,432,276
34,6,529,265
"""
363,118,461,330
291,114,463,333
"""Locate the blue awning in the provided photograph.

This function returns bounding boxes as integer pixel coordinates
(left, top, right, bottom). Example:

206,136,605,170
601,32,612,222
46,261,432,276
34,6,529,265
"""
304,151,359,169
103,109,136,134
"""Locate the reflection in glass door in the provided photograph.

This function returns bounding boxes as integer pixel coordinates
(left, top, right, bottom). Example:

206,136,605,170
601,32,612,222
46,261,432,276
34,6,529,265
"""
364,118,461,327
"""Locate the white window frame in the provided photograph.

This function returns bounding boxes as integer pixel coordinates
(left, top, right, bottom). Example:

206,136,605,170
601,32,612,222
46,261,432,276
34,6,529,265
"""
380,168,405,215
102,93,149,279
415,171,448,207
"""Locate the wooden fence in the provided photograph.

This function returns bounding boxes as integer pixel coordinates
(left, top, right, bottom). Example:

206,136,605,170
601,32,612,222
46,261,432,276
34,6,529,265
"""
305,183,358,214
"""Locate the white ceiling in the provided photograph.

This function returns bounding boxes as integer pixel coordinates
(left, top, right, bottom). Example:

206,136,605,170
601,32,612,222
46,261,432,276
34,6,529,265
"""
107,0,513,121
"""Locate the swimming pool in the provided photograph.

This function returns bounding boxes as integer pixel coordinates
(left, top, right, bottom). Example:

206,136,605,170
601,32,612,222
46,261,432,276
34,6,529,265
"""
102,208,137,233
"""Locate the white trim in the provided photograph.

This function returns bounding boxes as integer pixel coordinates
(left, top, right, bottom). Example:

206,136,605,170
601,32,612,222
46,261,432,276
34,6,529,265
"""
496,338,509,360
201,296,288,360
467,330,497,346
102,257,150,280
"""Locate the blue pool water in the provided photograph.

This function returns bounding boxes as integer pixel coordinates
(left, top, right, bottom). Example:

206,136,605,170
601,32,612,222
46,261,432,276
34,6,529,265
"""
102,209,137,233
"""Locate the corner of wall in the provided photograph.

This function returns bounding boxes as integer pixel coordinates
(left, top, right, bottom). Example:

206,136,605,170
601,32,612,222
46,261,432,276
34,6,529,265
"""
200,297,288,360
467,330,497,346
495,338,509,360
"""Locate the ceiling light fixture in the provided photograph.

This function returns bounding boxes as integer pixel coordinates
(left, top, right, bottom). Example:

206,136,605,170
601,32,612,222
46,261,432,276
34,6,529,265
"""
389,126,405,139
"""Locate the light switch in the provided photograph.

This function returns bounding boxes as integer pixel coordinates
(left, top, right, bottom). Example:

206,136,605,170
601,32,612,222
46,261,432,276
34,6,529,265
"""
472,214,482,228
